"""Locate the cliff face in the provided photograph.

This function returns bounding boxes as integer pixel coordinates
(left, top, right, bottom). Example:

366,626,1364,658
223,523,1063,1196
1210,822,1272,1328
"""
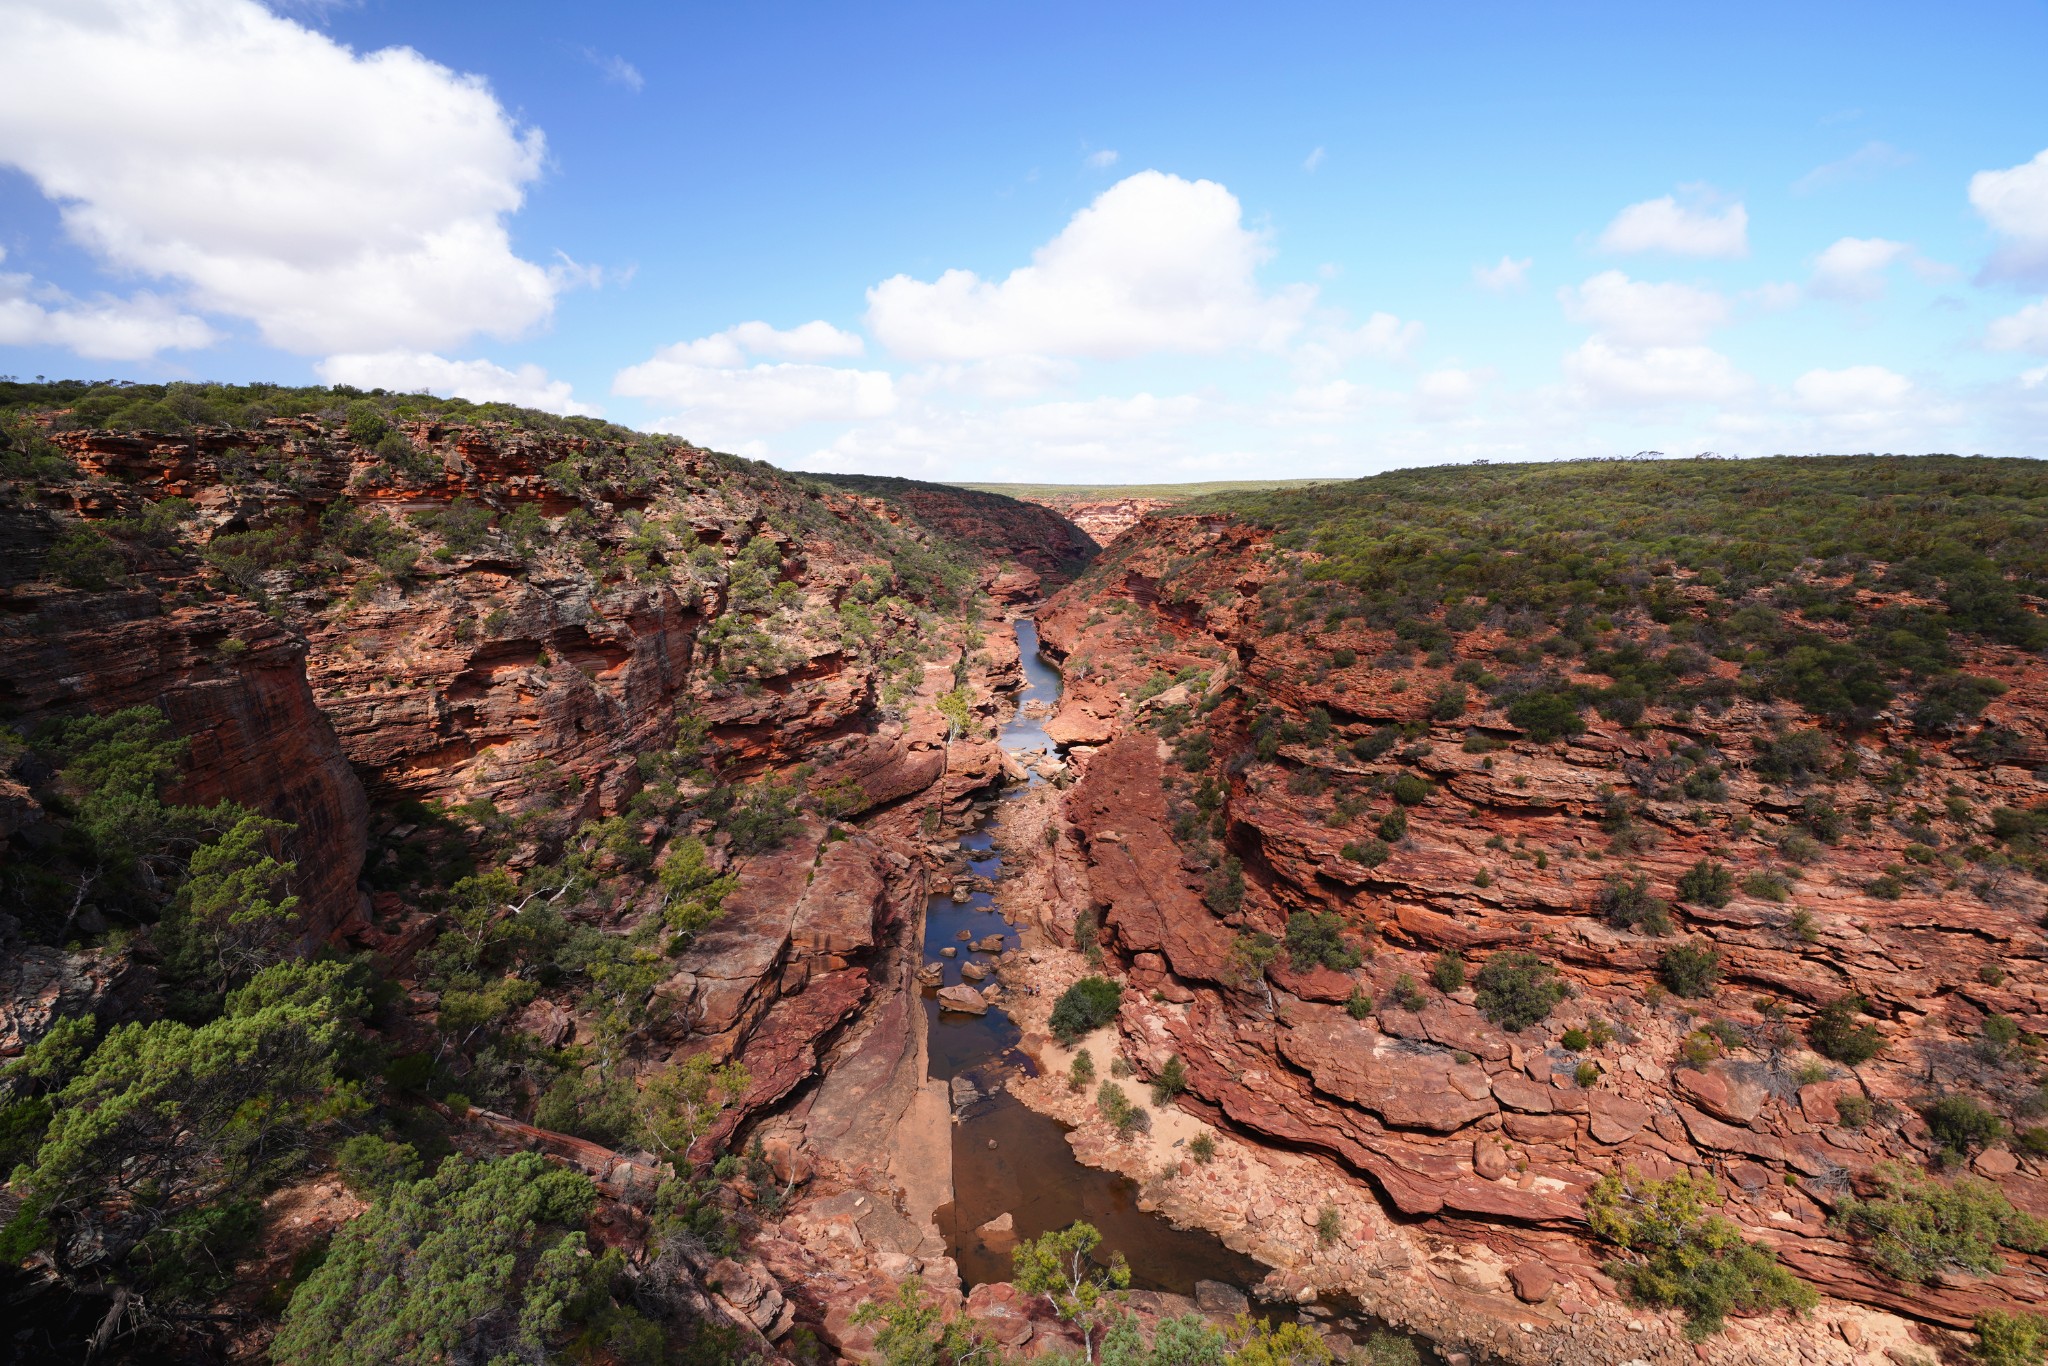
0,502,368,942
1027,468,2048,1347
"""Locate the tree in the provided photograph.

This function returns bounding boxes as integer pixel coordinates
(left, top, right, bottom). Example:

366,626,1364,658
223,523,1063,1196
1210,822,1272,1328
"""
1011,1222,1131,1363
157,811,303,1002
1,960,362,1297
641,1053,752,1164
1587,1166,1816,1339
852,1280,1003,1366
1676,859,1734,907
660,836,737,944
273,1153,640,1365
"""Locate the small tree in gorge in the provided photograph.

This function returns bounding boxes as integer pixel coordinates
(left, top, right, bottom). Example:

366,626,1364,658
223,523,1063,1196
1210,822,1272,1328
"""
1011,1221,1130,1363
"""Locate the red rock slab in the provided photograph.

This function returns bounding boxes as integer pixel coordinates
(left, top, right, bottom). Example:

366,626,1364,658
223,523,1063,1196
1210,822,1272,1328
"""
1586,1092,1654,1145
1674,1103,1785,1163
1675,1064,1767,1126
1278,1006,1497,1132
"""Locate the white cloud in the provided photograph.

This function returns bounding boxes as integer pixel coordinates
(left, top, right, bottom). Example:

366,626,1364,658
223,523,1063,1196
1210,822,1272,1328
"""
1987,298,2048,353
1293,313,1424,378
1791,141,1913,195
0,0,560,354
1413,367,1481,420
1559,271,1729,345
656,320,866,367
1563,337,1750,406
0,250,219,359
865,170,1313,361
1809,237,1910,301
1792,365,1912,412
1472,256,1531,291
2022,363,2048,389
1597,192,1749,258
613,321,895,443
1303,146,1326,173
316,351,599,416
1970,146,2048,283
1085,148,1119,169
585,50,644,92
901,355,1076,401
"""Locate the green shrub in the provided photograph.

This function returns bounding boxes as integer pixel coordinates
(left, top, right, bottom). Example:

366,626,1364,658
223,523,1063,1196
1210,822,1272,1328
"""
1095,1081,1145,1138
1391,773,1432,806
1149,1055,1188,1105
1587,1166,1816,1339
1561,1027,1591,1051
1659,944,1722,998
1921,1096,2004,1155
1575,1061,1601,1088
1808,996,1885,1065
1752,729,1835,784
1835,1164,2048,1283
1597,872,1674,934
1430,950,1466,993
1189,1132,1217,1164
1508,688,1586,743
1376,806,1409,841
1676,859,1734,907
1341,838,1391,867
1067,1048,1095,1094
1285,910,1362,970
1475,951,1567,1031
1049,976,1124,1044
1975,1311,2048,1366
1345,986,1374,1020
1834,1095,1873,1129
1315,1203,1342,1246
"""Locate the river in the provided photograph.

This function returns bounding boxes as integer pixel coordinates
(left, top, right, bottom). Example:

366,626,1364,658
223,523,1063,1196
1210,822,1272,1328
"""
919,621,1443,1366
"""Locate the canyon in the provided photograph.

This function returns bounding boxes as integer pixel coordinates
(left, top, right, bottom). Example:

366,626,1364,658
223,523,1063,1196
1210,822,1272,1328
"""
1,392,2044,1366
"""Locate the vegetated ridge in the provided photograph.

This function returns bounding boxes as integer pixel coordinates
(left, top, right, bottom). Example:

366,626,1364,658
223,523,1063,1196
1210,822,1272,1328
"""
1007,453,2048,1361
0,379,1092,1363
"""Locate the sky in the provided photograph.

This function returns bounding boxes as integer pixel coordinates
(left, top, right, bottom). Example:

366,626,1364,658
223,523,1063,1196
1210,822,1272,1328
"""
1,0,2045,483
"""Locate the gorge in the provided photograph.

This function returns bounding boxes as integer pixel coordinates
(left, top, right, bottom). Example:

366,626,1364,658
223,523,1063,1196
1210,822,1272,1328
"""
1,382,2044,1366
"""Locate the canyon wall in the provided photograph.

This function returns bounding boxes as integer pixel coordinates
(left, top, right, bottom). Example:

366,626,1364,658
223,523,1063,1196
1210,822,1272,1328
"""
1021,468,2048,1351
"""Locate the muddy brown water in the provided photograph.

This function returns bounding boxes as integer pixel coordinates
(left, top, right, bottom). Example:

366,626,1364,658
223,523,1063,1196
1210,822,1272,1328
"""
921,620,1445,1361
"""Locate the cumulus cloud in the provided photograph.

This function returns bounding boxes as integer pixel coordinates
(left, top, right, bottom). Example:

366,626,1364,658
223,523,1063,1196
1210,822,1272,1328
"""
1597,192,1749,258
1792,365,1912,412
0,0,560,354
1987,298,2048,353
316,351,599,416
1563,337,1750,406
1970,146,2048,283
1808,237,1910,302
1792,141,1913,195
0,255,218,359
865,171,1313,361
1560,271,1729,346
1472,256,1531,291
613,321,895,443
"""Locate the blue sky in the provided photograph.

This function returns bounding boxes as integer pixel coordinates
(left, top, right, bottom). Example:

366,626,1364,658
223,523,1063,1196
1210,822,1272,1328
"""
2,0,2045,481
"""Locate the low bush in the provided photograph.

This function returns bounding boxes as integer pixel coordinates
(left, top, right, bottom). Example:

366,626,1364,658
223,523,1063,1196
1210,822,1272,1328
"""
1475,951,1568,1031
1149,1055,1188,1105
1588,1166,1817,1340
1835,1163,2048,1282
1285,910,1362,971
1430,950,1466,993
1659,944,1723,999
1922,1096,2005,1155
1676,859,1735,907
1049,976,1123,1044
1808,996,1885,1065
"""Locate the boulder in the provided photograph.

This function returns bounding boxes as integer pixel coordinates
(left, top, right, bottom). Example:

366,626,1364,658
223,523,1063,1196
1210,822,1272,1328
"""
937,985,989,1015
1509,1261,1556,1304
